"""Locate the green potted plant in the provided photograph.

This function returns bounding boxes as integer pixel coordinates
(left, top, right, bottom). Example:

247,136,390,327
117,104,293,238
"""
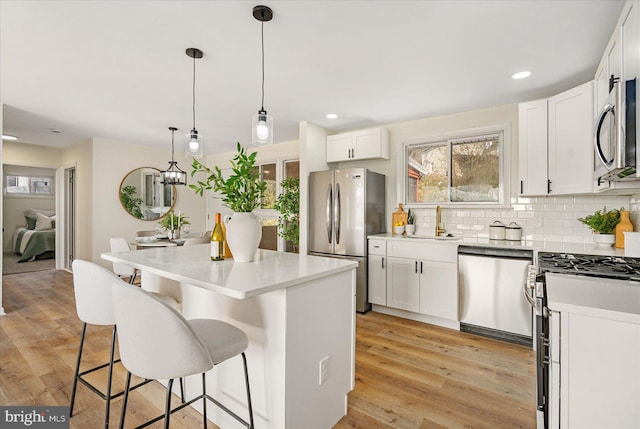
190,143,267,262
274,177,299,253
406,209,416,235
157,210,190,238
578,206,621,247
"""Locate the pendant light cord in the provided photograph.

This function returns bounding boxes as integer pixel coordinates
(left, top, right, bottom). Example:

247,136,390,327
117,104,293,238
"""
261,20,265,111
171,129,176,163
192,55,196,129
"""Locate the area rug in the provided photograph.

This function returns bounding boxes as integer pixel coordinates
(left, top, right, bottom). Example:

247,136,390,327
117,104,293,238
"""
2,252,55,275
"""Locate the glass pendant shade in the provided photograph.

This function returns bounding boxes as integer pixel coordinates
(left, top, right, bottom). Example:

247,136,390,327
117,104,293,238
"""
252,109,273,146
185,128,203,158
161,162,187,185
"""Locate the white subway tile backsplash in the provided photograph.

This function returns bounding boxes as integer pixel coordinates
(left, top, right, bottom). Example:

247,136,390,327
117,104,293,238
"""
408,195,633,242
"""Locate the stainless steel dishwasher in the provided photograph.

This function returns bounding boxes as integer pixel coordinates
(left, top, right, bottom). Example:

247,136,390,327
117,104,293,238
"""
458,245,533,345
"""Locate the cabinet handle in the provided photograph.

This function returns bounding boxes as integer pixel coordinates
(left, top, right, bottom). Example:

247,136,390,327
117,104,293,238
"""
415,261,418,273
381,257,385,269
420,261,423,274
520,180,523,194
547,179,552,194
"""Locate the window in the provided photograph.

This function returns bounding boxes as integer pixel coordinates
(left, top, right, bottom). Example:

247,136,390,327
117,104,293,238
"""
403,127,507,206
255,158,300,252
6,175,54,196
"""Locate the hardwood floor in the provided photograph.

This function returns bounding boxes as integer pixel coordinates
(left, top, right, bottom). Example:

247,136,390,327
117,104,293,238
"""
0,270,536,428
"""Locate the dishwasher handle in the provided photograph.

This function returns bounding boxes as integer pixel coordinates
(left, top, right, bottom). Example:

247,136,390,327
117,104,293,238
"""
458,245,533,260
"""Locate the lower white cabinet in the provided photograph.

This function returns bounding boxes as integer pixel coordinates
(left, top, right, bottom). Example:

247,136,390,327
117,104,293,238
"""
385,256,457,319
367,255,387,305
557,311,640,428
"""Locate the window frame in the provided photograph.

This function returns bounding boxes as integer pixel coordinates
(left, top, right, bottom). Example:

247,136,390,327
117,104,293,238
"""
4,173,55,198
399,124,510,208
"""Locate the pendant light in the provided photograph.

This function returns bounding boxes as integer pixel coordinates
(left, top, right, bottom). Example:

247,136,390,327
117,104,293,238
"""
252,5,273,146
185,48,204,158
161,127,187,185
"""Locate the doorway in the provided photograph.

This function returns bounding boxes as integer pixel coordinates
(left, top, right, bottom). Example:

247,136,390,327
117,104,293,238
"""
63,166,76,270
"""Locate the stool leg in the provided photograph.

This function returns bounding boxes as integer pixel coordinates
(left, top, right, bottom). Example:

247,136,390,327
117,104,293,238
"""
201,373,207,429
69,322,87,417
104,326,117,429
179,377,185,403
119,371,132,429
164,379,174,429
242,353,254,429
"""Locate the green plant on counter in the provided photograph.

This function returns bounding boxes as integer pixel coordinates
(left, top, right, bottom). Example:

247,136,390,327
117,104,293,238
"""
120,185,143,219
189,142,267,213
578,206,621,234
274,177,300,251
157,210,190,230
407,208,415,225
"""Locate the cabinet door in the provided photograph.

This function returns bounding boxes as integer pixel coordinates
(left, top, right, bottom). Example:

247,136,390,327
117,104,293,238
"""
518,99,549,195
419,260,458,320
548,81,594,195
386,257,419,312
368,255,386,305
326,133,352,163
560,312,640,428
352,128,389,161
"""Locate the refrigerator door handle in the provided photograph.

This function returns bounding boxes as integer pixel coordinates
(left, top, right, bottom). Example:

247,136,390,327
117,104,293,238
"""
335,183,341,245
326,184,333,243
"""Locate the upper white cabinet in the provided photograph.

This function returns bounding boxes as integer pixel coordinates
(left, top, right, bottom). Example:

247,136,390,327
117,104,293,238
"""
518,81,594,196
326,127,390,163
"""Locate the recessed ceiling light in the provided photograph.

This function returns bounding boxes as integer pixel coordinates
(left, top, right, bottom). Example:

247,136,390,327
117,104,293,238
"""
2,134,18,141
50,128,63,134
512,71,531,80
326,113,338,119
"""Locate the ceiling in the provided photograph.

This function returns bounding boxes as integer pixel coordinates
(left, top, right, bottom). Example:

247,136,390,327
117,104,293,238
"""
0,0,626,155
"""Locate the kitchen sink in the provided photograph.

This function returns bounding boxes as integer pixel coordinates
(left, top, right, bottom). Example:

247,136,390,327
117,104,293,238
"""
406,234,462,241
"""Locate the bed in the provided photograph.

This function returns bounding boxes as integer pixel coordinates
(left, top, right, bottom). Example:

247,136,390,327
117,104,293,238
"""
13,210,56,262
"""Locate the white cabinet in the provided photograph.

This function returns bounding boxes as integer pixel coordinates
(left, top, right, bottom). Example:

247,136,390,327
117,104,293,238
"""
555,312,640,428
384,240,458,320
326,127,389,163
518,81,594,196
386,257,420,312
367,239,387,305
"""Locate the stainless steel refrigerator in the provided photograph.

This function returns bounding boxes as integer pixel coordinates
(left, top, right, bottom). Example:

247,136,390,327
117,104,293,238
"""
308,168,386,312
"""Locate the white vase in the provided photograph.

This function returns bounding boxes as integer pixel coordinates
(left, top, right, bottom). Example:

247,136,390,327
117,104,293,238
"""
224,212,262,262
593,233,615,248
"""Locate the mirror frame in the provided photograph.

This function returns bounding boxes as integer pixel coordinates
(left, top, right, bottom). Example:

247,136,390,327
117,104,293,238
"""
118,167,177,221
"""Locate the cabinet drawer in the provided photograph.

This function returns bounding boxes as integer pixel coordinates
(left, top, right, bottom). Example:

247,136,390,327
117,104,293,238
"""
368,239,386,255
387,240,457,263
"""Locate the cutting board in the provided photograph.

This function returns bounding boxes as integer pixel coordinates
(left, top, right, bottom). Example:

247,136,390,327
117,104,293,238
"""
392,203,408,232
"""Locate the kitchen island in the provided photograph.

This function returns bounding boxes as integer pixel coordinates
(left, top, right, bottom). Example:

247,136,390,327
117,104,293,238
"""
102,246,357,429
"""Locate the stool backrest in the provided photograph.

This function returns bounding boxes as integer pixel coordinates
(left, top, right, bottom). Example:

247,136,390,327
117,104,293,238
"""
109,237,135,277
183,236,210,246
112,281,213,380
72,259,121,326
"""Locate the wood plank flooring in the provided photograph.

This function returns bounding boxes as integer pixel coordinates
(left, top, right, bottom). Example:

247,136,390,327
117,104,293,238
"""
1,270,536,428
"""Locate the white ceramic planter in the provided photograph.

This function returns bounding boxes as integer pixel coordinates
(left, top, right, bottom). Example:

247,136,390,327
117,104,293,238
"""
224,212,262,262
405,224,416,235
593,233,615,248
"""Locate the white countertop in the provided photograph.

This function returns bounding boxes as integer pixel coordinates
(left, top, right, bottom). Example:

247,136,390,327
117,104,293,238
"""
102,246,357,299
545,272,640,324
368,233,627,256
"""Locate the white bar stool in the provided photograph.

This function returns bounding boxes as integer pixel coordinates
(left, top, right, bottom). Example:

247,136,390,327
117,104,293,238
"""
69,260,181,428
112,280,254,429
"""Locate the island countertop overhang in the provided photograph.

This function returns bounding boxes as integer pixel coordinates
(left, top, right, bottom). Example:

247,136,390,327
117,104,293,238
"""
101,246,357,299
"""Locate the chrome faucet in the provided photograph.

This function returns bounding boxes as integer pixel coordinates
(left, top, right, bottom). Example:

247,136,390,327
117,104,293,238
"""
435,205,445,236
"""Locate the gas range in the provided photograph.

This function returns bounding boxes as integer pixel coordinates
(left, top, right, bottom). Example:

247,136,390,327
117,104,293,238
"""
537,252,640,281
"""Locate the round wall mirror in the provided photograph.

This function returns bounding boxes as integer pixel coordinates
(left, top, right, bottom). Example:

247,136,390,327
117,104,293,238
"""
119,167,176,220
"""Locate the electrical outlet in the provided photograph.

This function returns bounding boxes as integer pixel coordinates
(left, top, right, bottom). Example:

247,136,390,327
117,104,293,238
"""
319,356,329,385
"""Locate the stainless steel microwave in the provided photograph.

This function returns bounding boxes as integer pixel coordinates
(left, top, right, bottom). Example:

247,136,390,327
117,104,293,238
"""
594,76,637,182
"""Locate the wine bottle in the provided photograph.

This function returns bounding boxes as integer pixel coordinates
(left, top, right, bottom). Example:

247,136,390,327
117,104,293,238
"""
210,213,224,261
